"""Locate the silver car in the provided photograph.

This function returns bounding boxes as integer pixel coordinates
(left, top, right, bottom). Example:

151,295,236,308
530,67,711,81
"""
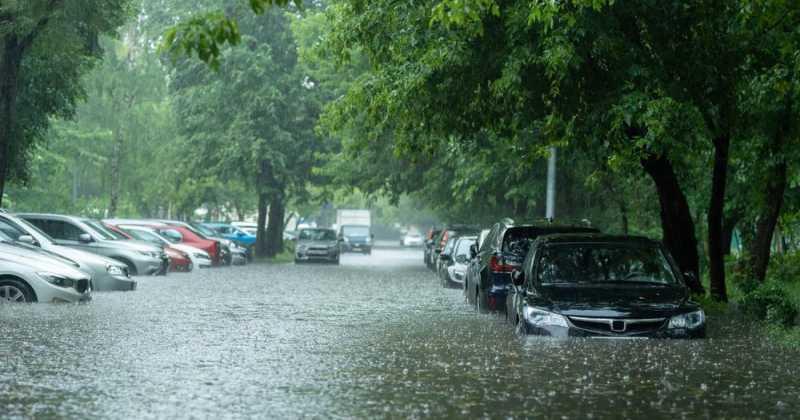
17,214,167,276
294,228,341,264
116,224,213,269
0,213,136,291
0,239,92,303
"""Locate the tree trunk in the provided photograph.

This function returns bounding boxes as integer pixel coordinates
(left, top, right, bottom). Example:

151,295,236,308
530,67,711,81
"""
265,192,284,257
708,135,731,301
641,154,704,293
108,128,123,216
0,37,22,207
748,162,787,282
255,192,269,257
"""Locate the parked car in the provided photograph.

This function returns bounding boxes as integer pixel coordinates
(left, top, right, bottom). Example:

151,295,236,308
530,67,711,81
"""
0,234,92,303
436,234,461,281
163,221,236,265
105,219,224,266
202,222,256,260
465,220,598,312
506,233,706,339
424,228,442,269
295,228,341,264
232,221,257,235
0,213,135,291
439,236,476,288
18,214,168,276
400,231,424,247
112,224,211,270
431,225,480,272
105,224,195,273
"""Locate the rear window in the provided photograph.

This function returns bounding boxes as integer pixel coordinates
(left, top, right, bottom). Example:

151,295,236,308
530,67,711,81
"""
502,227,598,256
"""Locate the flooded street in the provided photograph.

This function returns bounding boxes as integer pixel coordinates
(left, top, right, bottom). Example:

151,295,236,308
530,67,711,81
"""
2,246,799,419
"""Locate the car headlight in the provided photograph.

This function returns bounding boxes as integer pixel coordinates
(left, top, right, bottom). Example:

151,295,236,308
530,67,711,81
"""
37,272,76,288
297,245,308,252
106,264,125,277
137,251,159,258
668,309,705,329
365,237,371,243
524,306,569,328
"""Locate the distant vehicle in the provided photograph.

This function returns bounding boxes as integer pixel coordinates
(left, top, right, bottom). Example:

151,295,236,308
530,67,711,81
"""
431,225,480,272
506,233,705,339
18,214,167,276
231,221,257,235
0,235,92,303
0,213,135,291
202,222,256,259
424,228,442,269
439,236,476,288
400,232,423,247
336,209,372,254
295,228,341,264
465,220,598,312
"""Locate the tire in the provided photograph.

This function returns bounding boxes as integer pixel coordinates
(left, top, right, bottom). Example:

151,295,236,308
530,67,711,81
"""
0,278,36,303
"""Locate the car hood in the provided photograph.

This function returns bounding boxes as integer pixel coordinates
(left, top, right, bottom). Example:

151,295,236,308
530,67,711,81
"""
0,243,89,279
48,244,126,269
97,239,162,252
298,240,338,247
172,244,209,258
535,284,690,318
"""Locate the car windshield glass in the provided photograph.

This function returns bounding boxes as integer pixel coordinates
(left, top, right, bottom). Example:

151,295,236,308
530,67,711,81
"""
191,223,216,237
341,226,369,236
83,220,117,240
455,238,473,257
299,229,337,241
443,237,458,254
127,229,165,245
17,218,55,243
537,244,678,285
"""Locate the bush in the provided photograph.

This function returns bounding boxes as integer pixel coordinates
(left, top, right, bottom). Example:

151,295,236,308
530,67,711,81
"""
738,282,798,327
768,252,800,284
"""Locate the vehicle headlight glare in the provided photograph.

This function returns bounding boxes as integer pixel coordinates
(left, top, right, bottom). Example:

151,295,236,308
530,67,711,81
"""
106,264,125,276
524,307,569,328
668,310,705,329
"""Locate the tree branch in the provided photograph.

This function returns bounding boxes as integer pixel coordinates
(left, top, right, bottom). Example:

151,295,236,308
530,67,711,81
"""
17,0,63,54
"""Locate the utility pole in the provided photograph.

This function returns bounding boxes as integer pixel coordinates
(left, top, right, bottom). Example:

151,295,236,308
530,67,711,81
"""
546,146,556,220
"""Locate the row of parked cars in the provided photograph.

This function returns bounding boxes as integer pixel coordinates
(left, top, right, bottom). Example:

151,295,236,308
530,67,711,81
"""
0,211,260,303
424,219,706,339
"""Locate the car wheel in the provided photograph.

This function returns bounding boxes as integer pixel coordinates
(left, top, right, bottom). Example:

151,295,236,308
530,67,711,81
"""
0,278,35,303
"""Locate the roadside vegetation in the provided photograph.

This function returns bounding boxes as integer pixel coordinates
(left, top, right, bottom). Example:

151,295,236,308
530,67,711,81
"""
2,1,800,342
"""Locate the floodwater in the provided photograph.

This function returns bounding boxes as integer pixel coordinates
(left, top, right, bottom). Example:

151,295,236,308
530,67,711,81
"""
2,247,799,419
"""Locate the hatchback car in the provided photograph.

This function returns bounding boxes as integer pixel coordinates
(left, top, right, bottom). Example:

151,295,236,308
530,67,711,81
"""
506,234,705,339
295,228,341,264
400,232,424,247
465,220,598,312
438,236,476,288
18,214,167,276
0,237,92,303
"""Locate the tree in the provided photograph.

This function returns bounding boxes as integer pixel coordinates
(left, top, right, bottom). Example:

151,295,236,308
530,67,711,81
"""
0,0,131,206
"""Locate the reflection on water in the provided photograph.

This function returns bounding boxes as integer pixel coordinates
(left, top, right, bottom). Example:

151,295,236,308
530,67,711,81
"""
1,248,798,418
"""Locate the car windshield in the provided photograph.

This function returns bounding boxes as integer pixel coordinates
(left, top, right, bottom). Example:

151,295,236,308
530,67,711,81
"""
537,244,678,285
341,226,369,236
126,228,166,245
299,229,337,241
189,223,215,238
454,238,474,257
83,220,118,240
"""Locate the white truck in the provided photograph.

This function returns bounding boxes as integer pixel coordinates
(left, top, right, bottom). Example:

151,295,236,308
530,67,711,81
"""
335,209,373,254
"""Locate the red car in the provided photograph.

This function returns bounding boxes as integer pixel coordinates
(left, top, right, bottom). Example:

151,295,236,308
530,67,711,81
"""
104,223,193,272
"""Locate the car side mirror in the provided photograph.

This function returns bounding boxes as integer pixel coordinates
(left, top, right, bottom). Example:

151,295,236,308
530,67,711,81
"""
17,235,38,246
78,233,93,243
511,269,525,287
469,243,478,259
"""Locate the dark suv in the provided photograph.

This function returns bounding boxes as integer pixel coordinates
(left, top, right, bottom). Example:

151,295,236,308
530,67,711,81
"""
464,220,598,312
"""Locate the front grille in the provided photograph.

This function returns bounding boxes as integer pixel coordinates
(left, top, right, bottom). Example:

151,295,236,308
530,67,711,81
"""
75,279,90,293
569,317,666,335
308,247,330,252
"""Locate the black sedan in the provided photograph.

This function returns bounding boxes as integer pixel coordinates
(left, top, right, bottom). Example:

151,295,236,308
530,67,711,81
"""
506,234,705,339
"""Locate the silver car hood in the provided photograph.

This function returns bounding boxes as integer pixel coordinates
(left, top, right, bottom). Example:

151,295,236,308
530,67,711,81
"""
0,243,89,279
95,239,162,252
49,244,127,269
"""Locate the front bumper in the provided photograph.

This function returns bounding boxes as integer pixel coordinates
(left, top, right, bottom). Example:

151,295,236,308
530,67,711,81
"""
342,243,371,253
36,278,93,303
133,256,165,276
521,319,706,339
93,274,137,291
296,249,339,262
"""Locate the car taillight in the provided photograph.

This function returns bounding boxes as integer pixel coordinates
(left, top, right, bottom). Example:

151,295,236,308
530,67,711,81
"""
489,255,513,273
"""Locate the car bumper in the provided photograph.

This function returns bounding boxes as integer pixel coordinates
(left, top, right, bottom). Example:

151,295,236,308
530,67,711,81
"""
342,243,371,253
133,257,165,276
93,274,137,291
486,285,510,311
521,322,706,339
295,251,339,262
35,279,93,303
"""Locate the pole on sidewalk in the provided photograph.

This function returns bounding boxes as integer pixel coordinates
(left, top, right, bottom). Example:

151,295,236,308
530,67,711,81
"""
546,146,556,220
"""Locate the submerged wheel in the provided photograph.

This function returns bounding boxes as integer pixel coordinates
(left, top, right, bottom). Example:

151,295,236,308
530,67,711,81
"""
0,278,35,303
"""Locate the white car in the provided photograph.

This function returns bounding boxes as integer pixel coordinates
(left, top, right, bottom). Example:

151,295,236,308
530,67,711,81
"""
117,225,213,269
400,232,424,247
0,239,92,303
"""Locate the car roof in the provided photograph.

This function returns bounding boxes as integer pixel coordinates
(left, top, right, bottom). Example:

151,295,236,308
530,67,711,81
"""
535,233,662,247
